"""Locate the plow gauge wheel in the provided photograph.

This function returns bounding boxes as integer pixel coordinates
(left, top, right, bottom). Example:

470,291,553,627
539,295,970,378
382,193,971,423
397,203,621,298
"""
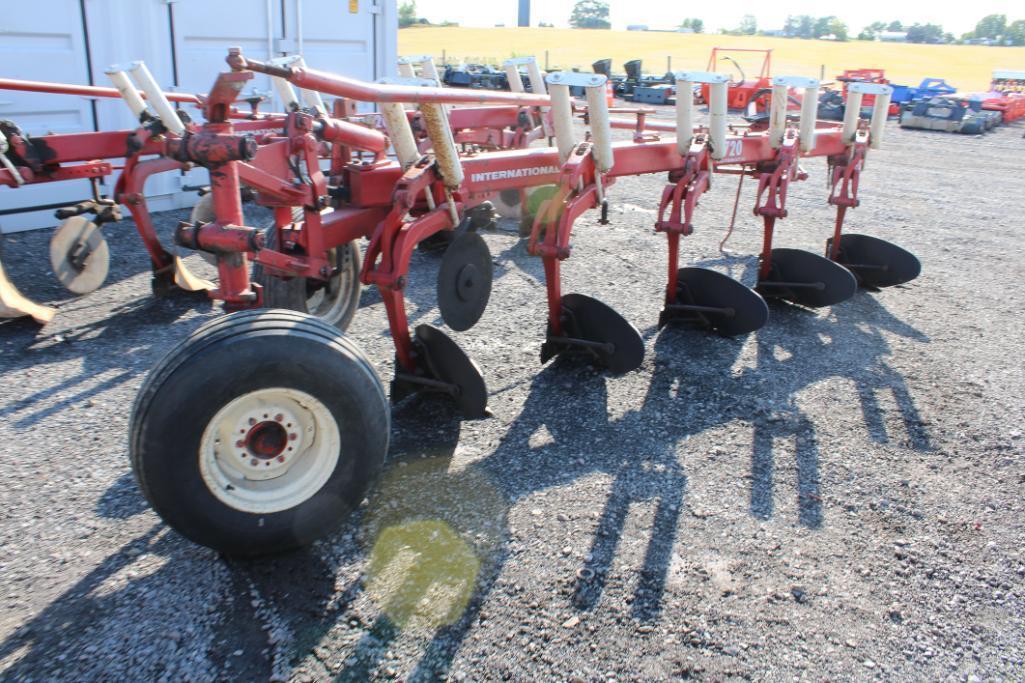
437,231,493,331
543,293,645,374
413,324,489,418
664,267,769,336
128,310,389,557
827,234,921,289
49,216,110,294
757,248,857,308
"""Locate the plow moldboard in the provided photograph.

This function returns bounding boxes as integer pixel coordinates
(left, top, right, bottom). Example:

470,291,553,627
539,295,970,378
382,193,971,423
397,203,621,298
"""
415,324,489,419
758,248,858,308
830,233,921,289
671,267,769,336
554,293,645,374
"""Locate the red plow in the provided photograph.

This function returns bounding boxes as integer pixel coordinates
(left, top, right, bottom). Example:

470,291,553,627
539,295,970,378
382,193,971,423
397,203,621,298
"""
3,49,921,555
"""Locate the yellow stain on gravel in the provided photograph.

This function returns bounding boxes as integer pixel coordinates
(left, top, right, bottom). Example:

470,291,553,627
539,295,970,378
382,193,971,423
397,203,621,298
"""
366,520,480,630
399,27,1025,92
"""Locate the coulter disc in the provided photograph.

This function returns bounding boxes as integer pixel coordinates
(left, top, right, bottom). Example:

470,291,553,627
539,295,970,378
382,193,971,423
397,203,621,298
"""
49,216,109,294
437,231,493,331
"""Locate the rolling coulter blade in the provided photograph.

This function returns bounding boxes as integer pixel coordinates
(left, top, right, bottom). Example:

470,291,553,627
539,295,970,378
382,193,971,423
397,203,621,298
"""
49,216,109,295
437,231,493,332
662,267,769,336
394,324,489,419
0,258,55,324
828,234,921,289
541,293,645,374
757,248,857,308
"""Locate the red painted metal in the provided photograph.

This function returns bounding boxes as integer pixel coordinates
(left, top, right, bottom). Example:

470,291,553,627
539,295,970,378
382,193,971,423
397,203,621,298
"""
4,46,888,382
229,49,551,107
701,48,773,110
0,77,201,104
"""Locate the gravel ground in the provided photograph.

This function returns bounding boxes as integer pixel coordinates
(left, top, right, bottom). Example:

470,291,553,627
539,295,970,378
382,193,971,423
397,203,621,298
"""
1,117,1024,682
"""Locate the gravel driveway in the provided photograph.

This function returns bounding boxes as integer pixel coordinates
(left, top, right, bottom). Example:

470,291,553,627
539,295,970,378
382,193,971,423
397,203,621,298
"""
0,118,1023,682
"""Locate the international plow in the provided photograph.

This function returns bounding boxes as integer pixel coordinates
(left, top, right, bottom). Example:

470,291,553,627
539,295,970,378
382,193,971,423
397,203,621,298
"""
110,47,922,553
6,49,919,555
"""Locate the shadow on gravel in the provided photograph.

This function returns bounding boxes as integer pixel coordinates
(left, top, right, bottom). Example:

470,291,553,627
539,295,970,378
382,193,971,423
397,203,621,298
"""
218,546,358,681
748,292,933,525
332,279,936,679
95,472,150,519
0,294,211,428
0,525,217,681
326,356,698,679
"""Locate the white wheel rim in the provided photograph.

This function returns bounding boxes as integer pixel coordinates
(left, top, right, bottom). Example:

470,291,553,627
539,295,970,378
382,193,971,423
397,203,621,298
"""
305,246,355,324
199,387,341,514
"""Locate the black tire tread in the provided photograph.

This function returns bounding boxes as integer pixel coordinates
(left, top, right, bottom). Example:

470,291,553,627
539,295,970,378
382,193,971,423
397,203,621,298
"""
129,310,385,520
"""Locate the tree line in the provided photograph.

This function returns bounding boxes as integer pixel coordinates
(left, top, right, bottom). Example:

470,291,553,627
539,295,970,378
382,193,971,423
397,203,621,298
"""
561,2,1025,46
397,0,1025,47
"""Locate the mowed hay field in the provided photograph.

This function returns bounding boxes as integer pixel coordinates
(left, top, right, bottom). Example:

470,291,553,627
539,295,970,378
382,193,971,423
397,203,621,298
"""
400,27,1025,91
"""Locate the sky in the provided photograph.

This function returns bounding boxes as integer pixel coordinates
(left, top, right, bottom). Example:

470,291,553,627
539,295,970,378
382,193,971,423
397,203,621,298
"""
411,0,1019,35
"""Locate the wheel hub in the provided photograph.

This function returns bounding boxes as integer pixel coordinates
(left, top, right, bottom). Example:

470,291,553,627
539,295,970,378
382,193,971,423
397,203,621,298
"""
244,420,289,459
199,387,340,514
229,404,305,480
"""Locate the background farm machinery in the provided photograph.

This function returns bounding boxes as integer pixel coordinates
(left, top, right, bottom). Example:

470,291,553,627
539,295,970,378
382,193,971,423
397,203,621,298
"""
115,47,919,556
590,48,774,108
896,70,1025,134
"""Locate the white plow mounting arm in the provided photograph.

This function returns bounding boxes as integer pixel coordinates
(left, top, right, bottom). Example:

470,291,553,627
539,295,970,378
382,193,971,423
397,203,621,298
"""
398,55,443,85
844,82,893,149
268,55,327,114
770,76,820,152
674,71,729,158
128,62,186,135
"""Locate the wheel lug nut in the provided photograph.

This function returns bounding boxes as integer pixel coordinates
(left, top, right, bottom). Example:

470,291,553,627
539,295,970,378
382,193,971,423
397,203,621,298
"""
277,456,285,463
250,459,258,466
274,414,284,422
248,418,256,426
236,440,244,448
289,433,297,441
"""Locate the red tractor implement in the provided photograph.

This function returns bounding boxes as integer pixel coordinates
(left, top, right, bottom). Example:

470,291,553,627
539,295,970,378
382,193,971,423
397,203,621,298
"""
699,48,772,111
124,49,920,556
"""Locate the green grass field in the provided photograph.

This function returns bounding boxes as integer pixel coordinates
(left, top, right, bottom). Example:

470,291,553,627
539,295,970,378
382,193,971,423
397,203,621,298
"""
399,27,1025,92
